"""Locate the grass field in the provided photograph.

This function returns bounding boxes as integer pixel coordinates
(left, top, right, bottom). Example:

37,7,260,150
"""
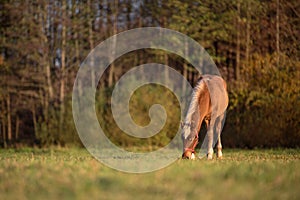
0,148,299,200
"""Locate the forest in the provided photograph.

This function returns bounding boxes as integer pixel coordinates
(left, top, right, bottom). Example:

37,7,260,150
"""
0,0,299,149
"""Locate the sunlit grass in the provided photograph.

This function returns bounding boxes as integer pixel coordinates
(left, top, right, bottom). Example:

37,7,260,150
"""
0,148,299,200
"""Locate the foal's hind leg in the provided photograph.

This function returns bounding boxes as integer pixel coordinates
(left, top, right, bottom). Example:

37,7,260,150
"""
216,135,223,159
206,113,225,160
216,113,226,159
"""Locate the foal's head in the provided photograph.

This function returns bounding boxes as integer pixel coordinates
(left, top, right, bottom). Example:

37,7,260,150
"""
181,121,199,159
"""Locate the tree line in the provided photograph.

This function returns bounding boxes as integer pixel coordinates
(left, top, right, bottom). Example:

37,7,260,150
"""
0,0,299,148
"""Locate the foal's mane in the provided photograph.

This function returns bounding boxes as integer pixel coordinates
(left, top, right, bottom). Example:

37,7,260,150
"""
182,77,205,138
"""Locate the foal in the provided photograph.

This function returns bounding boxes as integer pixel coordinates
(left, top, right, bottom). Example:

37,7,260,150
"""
181,75,228,159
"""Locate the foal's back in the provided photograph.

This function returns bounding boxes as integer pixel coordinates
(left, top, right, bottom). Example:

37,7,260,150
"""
200,75,228,117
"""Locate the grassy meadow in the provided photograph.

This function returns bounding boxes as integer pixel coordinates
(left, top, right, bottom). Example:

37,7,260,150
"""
0,148,299,200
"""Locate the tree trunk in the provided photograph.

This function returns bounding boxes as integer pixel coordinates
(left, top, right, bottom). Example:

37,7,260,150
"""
182,37,189,95
87,0,95,89
45,64,53,100
246,1,251,67
6,94,12,142
164,54,170,86
108,0,118,87
162,16,170,87
236,0,241,81
15,115,19,140
276,0,280,67
32,106,37,139
72,1,83,96
38,2,53,123
59,0,67,141
1,100,7,148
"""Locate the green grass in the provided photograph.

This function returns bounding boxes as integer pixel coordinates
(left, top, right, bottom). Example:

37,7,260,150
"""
0,148,299,200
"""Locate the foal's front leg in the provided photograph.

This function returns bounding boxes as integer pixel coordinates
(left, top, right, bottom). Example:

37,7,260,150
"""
207,148,214,159
216,135,222,159
216,113,226,159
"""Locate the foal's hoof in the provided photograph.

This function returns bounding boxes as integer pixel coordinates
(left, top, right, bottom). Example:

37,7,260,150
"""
207,154,213,160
